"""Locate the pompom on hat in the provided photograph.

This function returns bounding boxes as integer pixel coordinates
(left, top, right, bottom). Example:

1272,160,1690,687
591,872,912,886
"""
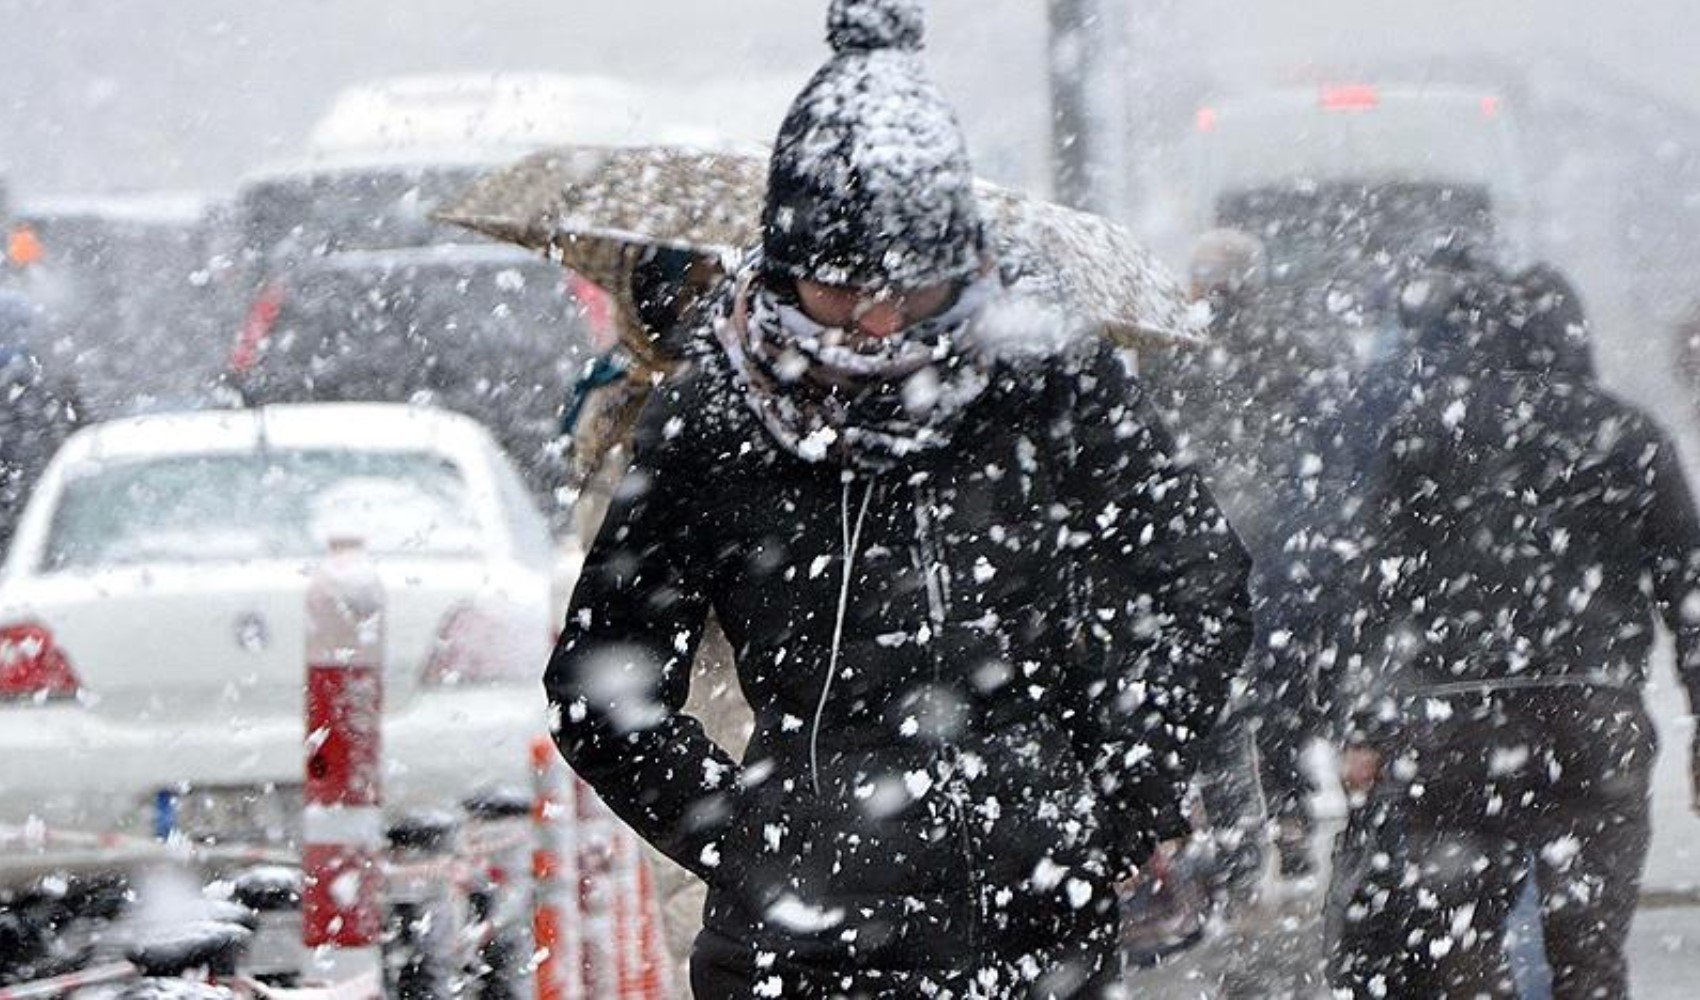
762,0,984,292
826,0,925,50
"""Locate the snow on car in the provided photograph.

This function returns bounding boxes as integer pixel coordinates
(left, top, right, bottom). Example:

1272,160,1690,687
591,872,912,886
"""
0,403,564,845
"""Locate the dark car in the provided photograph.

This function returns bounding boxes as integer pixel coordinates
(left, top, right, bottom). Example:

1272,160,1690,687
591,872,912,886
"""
7,194,226,418
225,243,589,515
227,157,497,266
216,158,595,515
210,158,501,342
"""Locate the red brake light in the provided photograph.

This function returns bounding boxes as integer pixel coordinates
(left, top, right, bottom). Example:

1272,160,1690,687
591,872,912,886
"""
1320,85,1381,111
1195,106,1219,133
1481,96,1502,119
229,281,286,374
421,604,530,687
0,623,82,703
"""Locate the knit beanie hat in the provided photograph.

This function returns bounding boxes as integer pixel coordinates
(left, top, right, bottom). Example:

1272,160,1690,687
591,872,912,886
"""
761,0,984,292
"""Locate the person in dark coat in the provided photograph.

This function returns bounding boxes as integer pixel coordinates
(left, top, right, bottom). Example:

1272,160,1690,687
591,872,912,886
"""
1323,260,1700,999
543,2,1254,996
1146,230,1338,892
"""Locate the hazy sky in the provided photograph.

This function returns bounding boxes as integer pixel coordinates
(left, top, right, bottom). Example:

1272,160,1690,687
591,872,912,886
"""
2,1,1696,198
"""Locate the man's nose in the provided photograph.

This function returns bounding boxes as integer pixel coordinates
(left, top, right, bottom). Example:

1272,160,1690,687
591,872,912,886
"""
856,300,906,339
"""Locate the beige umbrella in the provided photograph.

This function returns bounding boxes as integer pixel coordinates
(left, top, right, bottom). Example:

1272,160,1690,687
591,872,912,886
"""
436,145,1199,354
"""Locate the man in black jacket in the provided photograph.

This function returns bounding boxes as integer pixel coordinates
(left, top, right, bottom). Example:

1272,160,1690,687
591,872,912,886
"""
1325,259,1700,999
544,1,1252,996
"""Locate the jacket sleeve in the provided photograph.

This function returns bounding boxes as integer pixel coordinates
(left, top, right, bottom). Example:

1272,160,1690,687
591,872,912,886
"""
1052,343,1254,874
1638,427,1700,716
543,380,743,883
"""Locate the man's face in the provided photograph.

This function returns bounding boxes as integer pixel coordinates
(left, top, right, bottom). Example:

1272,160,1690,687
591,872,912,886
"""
796,278,961,341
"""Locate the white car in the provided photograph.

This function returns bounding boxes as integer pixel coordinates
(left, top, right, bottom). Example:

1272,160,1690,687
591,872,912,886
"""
0,403,566,844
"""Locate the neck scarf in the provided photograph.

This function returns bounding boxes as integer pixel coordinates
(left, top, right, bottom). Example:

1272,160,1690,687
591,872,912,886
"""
714,256,996,469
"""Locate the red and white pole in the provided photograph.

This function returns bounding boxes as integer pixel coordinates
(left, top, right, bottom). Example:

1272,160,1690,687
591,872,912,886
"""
531,737,584,1000
302,537,385,983
576,778,619,999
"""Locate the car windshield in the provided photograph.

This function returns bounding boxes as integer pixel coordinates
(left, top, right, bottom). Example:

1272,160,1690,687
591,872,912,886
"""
41,449,483,570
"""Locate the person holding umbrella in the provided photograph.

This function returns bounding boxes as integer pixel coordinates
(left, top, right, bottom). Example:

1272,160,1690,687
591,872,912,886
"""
544,1,1253,996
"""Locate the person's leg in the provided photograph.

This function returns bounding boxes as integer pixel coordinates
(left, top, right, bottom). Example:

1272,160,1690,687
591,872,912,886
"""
1533,691,1656,1000
1247,601,1321,879
1253,710,1316,878
1326,798,1412,997
686,932,754,1000
1195,708,1267,909
1534,789,1651,999
1408,829,1522,997
1327,803,1522,997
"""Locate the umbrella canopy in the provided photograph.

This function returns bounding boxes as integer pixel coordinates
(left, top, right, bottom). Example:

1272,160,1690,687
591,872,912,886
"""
437,145,1197,352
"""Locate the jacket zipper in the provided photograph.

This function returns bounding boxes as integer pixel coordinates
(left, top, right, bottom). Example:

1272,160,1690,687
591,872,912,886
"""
914,481,983,958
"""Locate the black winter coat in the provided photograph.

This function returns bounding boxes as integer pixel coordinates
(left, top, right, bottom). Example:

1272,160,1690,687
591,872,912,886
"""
1332,353,1700,744
545,338,1252,992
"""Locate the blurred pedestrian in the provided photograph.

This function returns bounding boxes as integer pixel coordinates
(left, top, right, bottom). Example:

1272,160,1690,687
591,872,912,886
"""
1146,229,1334,894
544,1,1252,996
1324,258,1700,998
561,245,723,541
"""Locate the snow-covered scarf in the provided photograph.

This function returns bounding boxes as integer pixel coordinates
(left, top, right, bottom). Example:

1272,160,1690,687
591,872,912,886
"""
715,255,996,469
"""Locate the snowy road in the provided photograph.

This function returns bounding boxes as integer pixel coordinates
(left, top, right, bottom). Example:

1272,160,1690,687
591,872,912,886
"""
1641,641,1698,898
1128,896,1698,999
1627,905,1700,998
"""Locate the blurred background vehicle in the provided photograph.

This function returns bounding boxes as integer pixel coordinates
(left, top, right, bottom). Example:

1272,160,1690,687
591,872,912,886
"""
215,153,595,521
224,242,588,511
0,403,565,845
2,193,227,419
1189,83,1531,368
212,154,516,336
211,73,694,522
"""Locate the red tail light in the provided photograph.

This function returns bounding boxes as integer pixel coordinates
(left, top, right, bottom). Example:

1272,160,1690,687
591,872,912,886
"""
229,281,287,374
421,604,530,687
0,623,82,703
1195,106,1219,133
1320,84,1381,111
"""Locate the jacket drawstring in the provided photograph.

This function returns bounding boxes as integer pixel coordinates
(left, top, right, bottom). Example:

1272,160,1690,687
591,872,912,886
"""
812,475,876,796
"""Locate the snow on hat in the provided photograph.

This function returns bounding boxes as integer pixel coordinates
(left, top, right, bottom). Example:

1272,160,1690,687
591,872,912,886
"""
762,0,983,292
